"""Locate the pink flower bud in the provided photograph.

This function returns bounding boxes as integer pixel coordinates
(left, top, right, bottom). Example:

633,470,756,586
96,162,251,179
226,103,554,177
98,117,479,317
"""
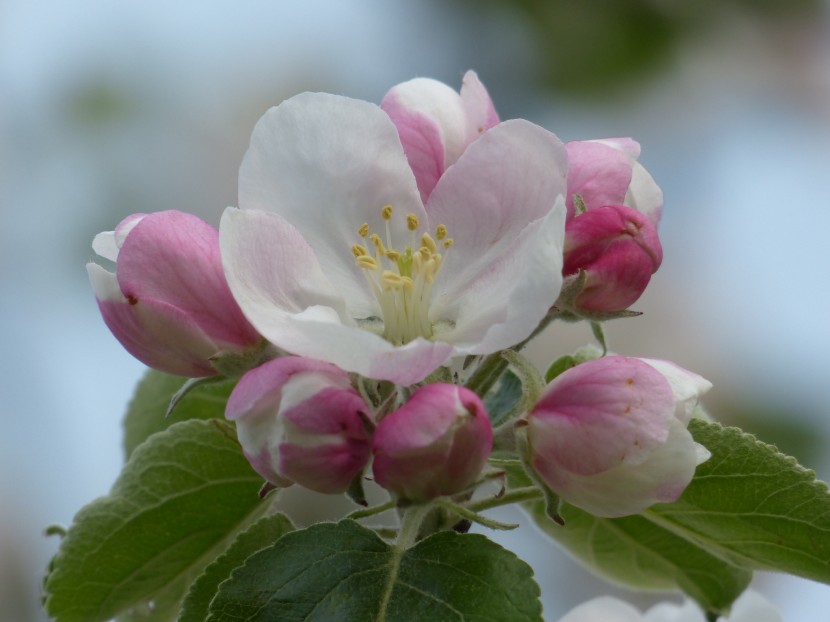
381,70,499,202
226,357,373,494
562,204,663,312
372,384,493,502
527,356,711,518
566,138,663,225
87,210,261,377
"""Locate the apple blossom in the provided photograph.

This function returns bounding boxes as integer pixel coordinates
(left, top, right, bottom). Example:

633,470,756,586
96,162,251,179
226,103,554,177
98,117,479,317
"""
558,590,781,622
226,356,372,494
87,210,261,377
561,204,663,312
220,91,567,385
566,138,663,224
372,384,492,502
381,70,500,203
527,356,711,517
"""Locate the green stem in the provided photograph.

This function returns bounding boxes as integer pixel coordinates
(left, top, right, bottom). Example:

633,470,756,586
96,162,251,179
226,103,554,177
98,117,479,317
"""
437,499,518,531
465,308,563,398
467,486,543,513
346,500,396,520
396,503,432,549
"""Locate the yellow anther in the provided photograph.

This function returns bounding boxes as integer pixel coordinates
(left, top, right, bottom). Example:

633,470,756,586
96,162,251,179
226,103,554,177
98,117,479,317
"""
435,224,447,240
385,249,401,261
352,244,369,258
381,205,394,220
421,232,437,253
356,255,378,270
443,238,454,249
369,233,386,253
402,276,414,293
418,246,431,260
406,214,420,231
382,270,405,289
358,223,370,237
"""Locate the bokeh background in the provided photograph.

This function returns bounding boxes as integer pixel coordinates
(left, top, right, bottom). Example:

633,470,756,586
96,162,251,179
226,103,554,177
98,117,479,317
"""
2,1,829,620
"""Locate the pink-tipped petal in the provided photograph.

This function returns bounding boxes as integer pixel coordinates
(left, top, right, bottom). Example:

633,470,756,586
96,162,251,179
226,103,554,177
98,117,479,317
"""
238,92,425,297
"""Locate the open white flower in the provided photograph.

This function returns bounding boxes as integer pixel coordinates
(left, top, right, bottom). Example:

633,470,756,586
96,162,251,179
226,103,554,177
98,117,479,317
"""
221,92,567,384
558,590,781,622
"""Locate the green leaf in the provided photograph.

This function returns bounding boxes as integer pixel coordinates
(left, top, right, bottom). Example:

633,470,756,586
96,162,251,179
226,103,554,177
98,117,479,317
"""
506,464,750,615
645,420,830,582
123,369,237,459
207,519,542,622
543,354,577,383
530,502,751,614
179,513,295,622
44,419,267,622
483,369,523,427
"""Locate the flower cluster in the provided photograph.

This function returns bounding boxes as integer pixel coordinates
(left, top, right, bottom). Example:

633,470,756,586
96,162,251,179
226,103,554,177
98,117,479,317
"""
88,71,708,517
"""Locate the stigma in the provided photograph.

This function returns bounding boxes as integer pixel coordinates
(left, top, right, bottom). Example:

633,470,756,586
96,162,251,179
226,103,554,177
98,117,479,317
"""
352,205,453,345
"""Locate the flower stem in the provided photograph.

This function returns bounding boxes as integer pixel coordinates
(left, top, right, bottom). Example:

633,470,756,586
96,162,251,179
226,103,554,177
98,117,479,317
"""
346,499,396,520
396,503,433,549
467,486,543,512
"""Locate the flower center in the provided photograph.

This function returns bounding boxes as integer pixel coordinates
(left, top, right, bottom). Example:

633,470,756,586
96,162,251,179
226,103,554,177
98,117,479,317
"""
351,205,453,346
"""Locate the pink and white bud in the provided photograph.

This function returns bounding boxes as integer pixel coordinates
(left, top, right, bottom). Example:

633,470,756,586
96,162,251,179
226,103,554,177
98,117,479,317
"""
226,357,373,494
566,138,663,225
562,204,663,312
381,70,500,202
87,210,261,377
372,384,493,502
527,356,711,518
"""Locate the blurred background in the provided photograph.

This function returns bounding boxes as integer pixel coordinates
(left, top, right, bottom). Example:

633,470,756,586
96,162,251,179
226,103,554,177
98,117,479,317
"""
2,0,829,620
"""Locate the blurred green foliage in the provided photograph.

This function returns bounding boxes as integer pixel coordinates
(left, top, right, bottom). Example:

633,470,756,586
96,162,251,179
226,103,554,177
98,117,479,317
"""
451,0,823,97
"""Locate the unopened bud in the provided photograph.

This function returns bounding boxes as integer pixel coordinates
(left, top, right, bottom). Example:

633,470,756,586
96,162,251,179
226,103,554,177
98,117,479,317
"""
87,210,261,377
527,356,711,517
561,205,662,313
372,384,493,502
226,357,373,494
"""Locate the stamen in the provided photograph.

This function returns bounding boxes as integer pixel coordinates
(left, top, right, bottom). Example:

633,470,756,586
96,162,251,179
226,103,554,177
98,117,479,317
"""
349,207,456,346
356,256,378,270
382,271,405,290
422,233,437,254
369,233,386,256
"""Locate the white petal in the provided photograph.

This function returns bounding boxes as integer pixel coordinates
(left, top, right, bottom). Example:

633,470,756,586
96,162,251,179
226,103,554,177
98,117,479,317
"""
627,161,663,224
91,232,119,262
437,197,566,354
643,601,702,622
220,207,358,359
426,119,567,352
559,596,645,622
640,358,712,425
238,92,425,311
86,262,124,302
728,590,782,622
382,77,468,166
